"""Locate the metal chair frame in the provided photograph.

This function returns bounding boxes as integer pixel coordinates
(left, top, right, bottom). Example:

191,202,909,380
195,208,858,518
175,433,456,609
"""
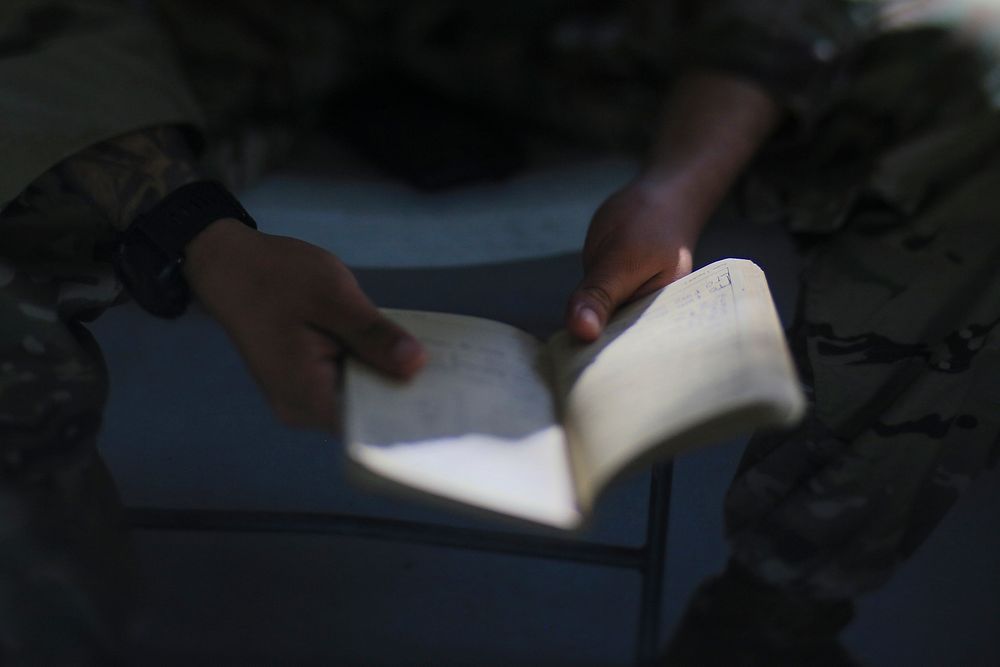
127,463,672,665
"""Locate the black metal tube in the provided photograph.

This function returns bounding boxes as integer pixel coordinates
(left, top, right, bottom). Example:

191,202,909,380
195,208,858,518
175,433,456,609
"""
635,463,673,666
126,507,645,569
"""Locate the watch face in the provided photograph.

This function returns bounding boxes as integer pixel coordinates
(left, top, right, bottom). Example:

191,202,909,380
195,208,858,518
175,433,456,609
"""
111,232,190,318
109,181,254,318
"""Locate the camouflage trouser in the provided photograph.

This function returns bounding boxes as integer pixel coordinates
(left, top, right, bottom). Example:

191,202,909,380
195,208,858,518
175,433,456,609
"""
726,161,1000,601
664,145,1000,662
0,176,135,663
724,28,1000,600
665,28,1000,664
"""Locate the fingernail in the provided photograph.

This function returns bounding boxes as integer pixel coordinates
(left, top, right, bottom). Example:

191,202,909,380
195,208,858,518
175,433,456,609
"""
576,304,601,332
391,337,422,366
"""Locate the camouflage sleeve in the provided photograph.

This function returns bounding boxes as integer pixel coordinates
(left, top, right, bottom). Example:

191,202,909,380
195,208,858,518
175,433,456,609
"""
678,0,880,119
0,0,206,212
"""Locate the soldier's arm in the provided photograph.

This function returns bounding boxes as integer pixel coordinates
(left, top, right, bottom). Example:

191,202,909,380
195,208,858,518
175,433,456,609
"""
0,0,205,211
565,0,877,340
2,0,424,430
33,126,202,230
565,72,782,340
16,121,424,431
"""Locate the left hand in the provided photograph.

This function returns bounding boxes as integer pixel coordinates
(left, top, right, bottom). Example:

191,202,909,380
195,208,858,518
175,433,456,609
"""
183,219,426,431
564,177,706,342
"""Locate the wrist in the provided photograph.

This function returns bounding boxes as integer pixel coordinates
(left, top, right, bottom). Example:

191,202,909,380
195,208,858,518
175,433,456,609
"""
625,172,715,238
638,71,783,224
182,217,258,292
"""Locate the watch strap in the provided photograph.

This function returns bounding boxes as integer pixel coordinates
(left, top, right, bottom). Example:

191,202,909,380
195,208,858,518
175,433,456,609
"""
113,180,257,319
125,180,257,259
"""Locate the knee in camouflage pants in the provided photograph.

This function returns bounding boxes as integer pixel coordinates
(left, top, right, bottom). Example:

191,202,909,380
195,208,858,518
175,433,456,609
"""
0,176,135,663
664,30,1000,663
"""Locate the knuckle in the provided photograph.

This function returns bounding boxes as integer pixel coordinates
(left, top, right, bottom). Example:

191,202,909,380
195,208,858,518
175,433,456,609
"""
675,249,694,277
320,251,351,278
315,280,370,322
617,255,645,277
581,283,615,312
317,252,356,284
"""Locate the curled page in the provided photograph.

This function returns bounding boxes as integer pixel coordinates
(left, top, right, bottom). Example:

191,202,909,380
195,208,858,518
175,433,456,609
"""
345,310,580,528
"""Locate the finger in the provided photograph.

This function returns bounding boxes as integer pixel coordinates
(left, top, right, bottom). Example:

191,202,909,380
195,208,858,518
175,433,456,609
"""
272,355,341,431
315,281,427,378
565,253,649,342
243,328,342,432
302,331,346,433
631,270,673,300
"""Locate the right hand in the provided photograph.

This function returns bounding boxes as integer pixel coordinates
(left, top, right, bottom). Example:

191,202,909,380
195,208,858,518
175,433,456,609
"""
182,219,426,430
565,177,703,342
564,72,781,342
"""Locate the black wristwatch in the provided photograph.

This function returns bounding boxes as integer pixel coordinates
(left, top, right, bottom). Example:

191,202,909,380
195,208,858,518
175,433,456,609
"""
110,180,257,318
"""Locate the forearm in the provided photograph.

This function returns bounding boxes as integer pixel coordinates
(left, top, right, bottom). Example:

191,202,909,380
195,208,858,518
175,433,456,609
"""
639,71,783,224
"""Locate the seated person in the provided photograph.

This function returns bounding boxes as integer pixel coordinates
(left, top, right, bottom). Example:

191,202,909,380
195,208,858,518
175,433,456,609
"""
1,0,997,662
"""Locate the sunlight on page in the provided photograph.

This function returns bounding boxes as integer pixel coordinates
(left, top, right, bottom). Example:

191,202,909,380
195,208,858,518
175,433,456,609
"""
345,310,580,527
352,426,580,528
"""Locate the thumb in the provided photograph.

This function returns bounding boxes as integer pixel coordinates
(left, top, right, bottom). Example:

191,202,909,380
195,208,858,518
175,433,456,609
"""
343,314,427,379
565,256,644,342
317,282,427,379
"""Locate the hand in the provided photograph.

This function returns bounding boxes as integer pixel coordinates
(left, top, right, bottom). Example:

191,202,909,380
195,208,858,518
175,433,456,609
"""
564,72,781,342
565,177,705,341
182,219,426,430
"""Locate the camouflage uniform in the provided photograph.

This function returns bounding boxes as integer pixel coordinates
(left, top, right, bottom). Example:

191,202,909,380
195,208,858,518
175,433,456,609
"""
1,0,998,662
667,22,1000,665
1,10,202,656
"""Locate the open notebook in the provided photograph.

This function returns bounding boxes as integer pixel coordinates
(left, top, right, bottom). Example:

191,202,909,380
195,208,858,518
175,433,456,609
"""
344,258,805,529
